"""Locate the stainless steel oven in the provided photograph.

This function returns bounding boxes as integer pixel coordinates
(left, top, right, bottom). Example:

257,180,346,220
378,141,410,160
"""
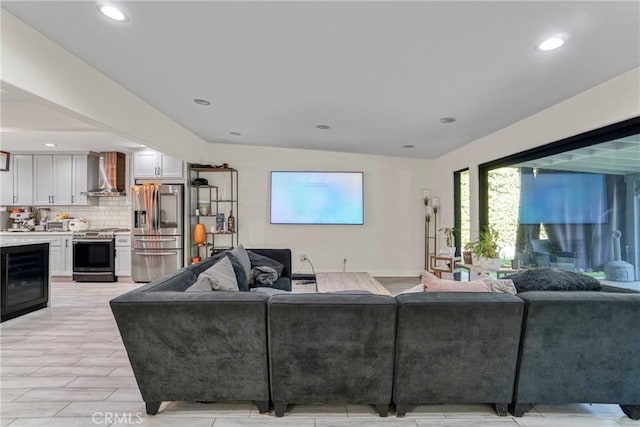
72,236,116,282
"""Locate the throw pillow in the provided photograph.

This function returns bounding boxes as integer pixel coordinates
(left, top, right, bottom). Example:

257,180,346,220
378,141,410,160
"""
191,256,239,292
252,266,278,286
480,278,518,295
421,271,490,292
226,252,249,291
247,250,284,277
230,245,252,285
185,276,214,292
504,268,602,293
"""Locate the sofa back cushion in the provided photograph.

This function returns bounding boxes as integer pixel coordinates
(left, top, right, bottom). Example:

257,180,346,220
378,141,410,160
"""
514,291,640,404
394,292,524,405
268,292,396,404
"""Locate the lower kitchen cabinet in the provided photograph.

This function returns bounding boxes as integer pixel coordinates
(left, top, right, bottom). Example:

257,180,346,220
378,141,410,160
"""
115,235,131,277
49,236,73,276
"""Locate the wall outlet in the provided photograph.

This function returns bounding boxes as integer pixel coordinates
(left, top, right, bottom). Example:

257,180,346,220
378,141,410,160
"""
299,253,307,262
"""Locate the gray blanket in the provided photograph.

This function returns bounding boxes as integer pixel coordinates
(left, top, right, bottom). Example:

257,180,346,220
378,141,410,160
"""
252,266,278,286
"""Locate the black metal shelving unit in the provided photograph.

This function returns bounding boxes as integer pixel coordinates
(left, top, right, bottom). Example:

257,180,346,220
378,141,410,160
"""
188,167,238,262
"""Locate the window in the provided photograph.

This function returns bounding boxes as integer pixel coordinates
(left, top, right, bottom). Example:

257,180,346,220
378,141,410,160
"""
479,117,640,282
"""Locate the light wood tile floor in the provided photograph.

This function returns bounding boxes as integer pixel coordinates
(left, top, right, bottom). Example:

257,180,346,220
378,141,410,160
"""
0,278,637,426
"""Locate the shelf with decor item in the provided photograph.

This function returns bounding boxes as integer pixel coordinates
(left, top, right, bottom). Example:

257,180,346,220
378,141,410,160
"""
188,166,238,262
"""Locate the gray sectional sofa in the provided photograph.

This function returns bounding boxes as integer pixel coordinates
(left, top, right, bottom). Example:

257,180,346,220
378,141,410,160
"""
110,250,640,419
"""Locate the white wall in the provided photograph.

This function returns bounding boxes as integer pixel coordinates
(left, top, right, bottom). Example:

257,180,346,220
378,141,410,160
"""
431,67,640,239
203,143,431,276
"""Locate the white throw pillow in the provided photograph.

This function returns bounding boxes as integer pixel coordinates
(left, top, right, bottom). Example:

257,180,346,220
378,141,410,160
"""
188,256,239,292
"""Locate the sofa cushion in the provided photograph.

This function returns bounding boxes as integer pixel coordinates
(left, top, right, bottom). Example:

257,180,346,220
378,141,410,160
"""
231,245,252,285
270,277,292,292
193,256,239,291
226,252,249,291
505,268,602,293
247,250,284,277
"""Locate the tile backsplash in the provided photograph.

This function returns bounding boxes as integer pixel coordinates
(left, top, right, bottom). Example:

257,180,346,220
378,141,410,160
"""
46,196,132,229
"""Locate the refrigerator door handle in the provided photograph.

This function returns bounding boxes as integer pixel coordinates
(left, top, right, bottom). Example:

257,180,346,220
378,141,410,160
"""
134,251,179,256
135,238,178,242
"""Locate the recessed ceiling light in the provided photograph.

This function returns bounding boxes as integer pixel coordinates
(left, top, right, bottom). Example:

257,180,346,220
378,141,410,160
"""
316,124,331,130
402,144,415,149
44,143,57,147
194,98,211,106
538,37,565,51
440,117,456,124
229,132,242,136
98,4,128,22
139,144,146,148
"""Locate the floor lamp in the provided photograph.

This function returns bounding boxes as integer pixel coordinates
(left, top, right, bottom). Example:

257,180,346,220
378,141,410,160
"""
423,191,440,270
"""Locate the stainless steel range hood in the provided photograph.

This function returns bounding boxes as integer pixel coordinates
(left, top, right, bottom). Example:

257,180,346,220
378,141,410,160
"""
85,152,126,196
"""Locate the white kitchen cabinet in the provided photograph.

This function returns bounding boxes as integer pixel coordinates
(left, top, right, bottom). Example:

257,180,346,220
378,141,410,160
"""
48,235,73,276
34,155,73,205
62,236,73,275
0,154,33,206
48,236,63,275
71,154,99,205
133,150,182,179
115,234,131,276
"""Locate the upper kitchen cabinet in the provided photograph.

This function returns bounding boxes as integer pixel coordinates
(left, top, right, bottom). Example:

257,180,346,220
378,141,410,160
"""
133,149,183,179
32,153,99,206
34,155,73,205
0,154,33,206
71,154,99,205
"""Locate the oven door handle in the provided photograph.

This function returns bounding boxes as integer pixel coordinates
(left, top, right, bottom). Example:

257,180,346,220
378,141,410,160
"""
73,239,113,243
134,251,179,256
134,238,178,242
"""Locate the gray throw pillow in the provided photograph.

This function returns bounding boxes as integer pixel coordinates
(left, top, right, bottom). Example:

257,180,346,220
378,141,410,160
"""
226,252,249,291
231,245,252,285
192,256,239,292
247,250,284,277
505,268,602,293
185,277,213,292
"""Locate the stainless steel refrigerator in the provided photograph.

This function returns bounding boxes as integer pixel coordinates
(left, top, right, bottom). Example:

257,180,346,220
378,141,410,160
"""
131,183,184,282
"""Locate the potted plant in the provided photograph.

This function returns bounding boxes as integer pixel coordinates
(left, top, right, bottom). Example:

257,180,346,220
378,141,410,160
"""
439,227,457,257
463,241,474,264
470,226,502,270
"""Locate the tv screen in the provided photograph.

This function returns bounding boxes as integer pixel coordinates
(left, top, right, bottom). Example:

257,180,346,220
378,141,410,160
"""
270,171,364,225
519,170,607,224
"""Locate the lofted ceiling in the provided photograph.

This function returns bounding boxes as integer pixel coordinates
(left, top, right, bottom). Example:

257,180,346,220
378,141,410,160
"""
1,1,639,159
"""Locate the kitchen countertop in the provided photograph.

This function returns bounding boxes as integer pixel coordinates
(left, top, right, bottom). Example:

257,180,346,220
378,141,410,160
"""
0,230,131,235
0,231,73,235
0,239,57,248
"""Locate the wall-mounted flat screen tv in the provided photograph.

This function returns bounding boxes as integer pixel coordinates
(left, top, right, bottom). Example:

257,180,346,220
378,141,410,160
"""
270,171,364,225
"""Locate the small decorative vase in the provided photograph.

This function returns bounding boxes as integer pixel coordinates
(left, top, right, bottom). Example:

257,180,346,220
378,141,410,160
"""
193,223,206,245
